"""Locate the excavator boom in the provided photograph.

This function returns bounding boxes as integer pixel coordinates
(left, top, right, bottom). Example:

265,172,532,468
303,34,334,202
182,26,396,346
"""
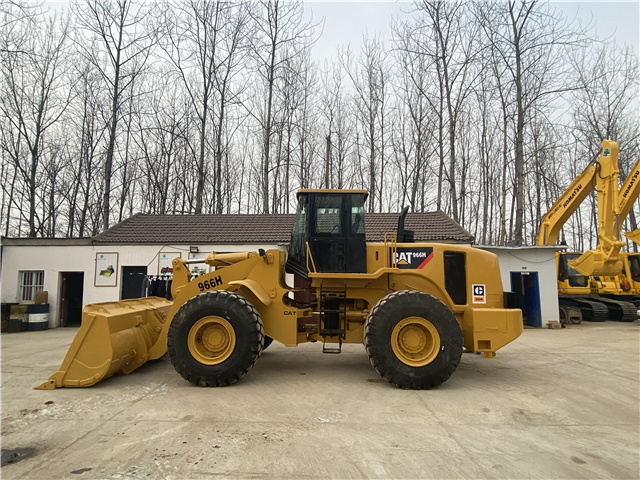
567,141,624,276
536,161,597,246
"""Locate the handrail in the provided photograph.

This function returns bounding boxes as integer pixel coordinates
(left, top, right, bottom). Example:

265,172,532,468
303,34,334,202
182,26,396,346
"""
305,242,317,274
384,232,398,268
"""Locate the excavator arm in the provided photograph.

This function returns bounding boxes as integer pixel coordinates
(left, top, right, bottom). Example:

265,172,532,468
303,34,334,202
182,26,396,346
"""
568,140,625,276
536,140,625,276
536,159,598,246
625,228,640,245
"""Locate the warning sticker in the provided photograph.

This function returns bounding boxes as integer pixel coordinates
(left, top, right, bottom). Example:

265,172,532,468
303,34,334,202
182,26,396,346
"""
472,284,486,304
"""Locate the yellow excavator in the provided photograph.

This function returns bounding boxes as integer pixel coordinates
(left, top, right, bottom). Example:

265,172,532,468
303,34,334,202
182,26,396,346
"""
600,153,640,300
37,189,522,390
537,140,640,322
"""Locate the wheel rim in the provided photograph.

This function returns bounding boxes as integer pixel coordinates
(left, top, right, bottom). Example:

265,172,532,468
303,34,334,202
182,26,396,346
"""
391,316,440,367
187,316,236,365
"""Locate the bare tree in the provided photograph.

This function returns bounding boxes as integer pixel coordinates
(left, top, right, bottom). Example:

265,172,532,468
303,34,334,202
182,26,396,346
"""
0,1,42,55
161,1,251,214
570,41,640,240
73,0,157,230
392,20,438,212
341,35,390,212
399,0,480,222
250,0,315,214
477,0,587,243
570,42,639,155
319,59,355,191
64,58,109,236
1,6,71,236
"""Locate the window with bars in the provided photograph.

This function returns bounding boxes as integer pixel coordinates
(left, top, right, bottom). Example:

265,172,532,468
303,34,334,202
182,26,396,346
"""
19,271,44,303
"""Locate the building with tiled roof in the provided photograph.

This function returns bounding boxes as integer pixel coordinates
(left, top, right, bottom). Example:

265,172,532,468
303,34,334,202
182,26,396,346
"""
1,209,472,329
1,209,562,329
92,211,473,245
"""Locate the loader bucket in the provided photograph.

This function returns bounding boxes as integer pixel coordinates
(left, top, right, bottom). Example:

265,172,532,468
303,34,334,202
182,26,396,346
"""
36,297,172,390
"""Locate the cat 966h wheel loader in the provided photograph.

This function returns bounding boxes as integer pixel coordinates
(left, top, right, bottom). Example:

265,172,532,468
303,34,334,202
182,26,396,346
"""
37,190,522,390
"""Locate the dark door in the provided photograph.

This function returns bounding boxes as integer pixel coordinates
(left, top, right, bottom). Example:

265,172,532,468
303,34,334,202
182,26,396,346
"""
511,272,542,327
121,266,147,300
309,193,347,272
308,193,367,273
59,272,84,327
524,272,542,327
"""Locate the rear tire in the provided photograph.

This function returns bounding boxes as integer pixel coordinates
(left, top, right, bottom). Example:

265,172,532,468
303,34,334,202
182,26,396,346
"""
364,290,463,389
168,291,264,387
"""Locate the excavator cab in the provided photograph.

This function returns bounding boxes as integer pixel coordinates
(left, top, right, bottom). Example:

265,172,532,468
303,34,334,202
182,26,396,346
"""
557,252,590,289
626,253,640,283
286,189,368,277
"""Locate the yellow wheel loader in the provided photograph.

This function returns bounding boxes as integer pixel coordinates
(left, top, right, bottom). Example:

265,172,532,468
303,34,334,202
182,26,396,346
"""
38,189,522,390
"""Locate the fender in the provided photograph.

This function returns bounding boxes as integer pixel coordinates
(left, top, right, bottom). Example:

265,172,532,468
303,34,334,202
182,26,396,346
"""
228,279,273,307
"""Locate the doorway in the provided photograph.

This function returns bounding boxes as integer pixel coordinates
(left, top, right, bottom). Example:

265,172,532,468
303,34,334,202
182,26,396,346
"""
59,272,84,327
510,272,542,327
121,266,147,300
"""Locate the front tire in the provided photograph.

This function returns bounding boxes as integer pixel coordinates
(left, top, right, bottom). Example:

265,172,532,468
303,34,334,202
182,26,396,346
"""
364,290,463,389
168,290,264,387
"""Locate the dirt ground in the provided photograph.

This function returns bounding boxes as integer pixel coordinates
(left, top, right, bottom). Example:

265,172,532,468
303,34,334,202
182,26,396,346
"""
1,321,639,479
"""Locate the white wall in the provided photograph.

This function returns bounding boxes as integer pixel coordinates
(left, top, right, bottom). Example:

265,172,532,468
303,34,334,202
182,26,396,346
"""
480,246,561,326
1,242,286,328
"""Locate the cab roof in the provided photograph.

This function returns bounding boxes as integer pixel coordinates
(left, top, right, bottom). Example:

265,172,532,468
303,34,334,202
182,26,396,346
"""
296,189,369,200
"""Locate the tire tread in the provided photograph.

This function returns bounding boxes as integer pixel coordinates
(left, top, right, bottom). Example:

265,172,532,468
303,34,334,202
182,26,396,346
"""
167,290,264,387
364,290,463,390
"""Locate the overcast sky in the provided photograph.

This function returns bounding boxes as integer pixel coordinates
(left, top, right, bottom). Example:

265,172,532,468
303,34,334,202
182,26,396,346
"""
304,1,640,62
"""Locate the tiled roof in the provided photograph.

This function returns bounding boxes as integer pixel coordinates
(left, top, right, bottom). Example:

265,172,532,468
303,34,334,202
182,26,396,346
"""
365,212,473,243
92,211,473,244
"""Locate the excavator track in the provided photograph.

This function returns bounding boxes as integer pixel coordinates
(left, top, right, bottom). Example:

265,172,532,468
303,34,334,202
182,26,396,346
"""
595,297,638,322
559,298,608,322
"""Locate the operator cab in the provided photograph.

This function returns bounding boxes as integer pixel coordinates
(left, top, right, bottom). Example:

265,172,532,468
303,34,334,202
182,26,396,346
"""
557,252,589,287
627,253,640,283
286,190,368,277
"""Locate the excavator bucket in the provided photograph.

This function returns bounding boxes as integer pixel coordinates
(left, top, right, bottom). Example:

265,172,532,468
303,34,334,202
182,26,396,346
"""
36,297,172,390
569,248,624,277
624,228,640,246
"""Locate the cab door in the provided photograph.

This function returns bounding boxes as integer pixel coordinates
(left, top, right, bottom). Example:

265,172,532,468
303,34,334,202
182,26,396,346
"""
308,193,367,273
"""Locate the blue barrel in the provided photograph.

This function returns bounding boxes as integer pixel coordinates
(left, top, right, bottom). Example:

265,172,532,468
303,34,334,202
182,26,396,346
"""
28,304,49,331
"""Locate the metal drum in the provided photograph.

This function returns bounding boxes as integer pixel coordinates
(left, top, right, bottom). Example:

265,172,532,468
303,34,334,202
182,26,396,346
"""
28,304,49,331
